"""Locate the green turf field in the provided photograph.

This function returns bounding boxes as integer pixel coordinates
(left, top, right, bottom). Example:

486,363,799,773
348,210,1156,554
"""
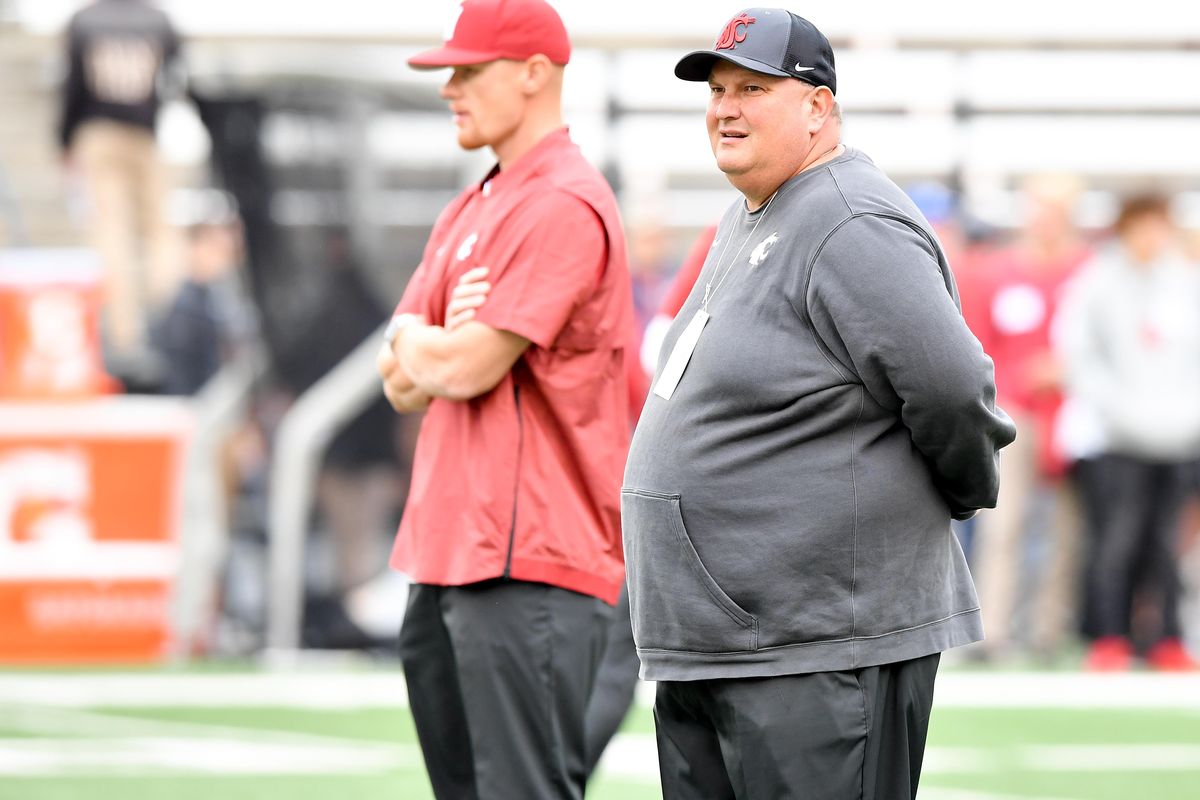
0,670,1197,799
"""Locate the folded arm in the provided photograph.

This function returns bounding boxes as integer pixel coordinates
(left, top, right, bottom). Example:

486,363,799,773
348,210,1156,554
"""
376,322,431,413
377,266,530,408
395,320,530,402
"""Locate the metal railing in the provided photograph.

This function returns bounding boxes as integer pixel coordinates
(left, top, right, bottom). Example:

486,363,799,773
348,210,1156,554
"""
0,160,29,246
265,323,387,654
171,346,267,659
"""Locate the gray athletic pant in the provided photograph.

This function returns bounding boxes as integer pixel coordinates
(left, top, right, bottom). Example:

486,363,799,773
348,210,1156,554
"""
655,653,940,800
398,580,612,800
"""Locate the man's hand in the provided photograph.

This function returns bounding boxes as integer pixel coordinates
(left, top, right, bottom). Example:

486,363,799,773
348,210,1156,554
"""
387,268,529,402
377,319,432,413
446,267,491,330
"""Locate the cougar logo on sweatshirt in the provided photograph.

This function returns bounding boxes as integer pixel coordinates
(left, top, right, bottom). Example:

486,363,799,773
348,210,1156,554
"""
749,232,780,268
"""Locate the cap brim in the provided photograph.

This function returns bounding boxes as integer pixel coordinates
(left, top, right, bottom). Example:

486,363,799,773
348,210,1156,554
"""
408,45,505,70
674,50,792,82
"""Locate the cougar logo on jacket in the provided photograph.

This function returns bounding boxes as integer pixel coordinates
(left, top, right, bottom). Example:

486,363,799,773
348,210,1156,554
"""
456,232,479,261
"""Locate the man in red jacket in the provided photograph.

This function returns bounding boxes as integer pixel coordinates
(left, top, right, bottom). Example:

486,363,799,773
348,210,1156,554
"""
375,2,634,797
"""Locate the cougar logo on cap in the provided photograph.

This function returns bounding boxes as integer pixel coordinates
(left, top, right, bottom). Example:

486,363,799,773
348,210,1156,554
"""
715,12,756,50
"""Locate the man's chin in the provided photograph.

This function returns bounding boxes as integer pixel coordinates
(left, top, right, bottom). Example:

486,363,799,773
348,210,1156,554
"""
715,157,747,177
455,132,488,152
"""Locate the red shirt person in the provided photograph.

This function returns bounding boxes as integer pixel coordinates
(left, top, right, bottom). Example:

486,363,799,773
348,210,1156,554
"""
971,174,1091,661
375,2,634,797
976,179,1091,477
388,127,631,603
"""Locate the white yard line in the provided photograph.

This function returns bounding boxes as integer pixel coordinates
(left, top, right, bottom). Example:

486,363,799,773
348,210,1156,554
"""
1,670,1197,710
596,735,1200,783
931,672,1200,709
1019,744,1200,771
920,790,1073,800
3,703,394,747
0,703,418,777
0,671,411,709
593,732,658,780
0,737,413,776
1,703,1197,781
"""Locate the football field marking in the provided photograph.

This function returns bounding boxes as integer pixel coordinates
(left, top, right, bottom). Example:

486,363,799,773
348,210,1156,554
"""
0,703,417,776
0,699,1196,784
0,671,412,709
0,736,413,776
1,671,1197,709
0,670,1197,785
918,791,1071,800
597,735,1200,781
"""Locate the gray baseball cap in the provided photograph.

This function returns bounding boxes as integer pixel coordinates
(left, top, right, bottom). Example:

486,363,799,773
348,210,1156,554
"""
675,8,836,94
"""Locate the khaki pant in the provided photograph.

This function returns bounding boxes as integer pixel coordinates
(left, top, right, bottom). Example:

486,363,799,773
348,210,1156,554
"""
974,410,1082,656
74,120,181,354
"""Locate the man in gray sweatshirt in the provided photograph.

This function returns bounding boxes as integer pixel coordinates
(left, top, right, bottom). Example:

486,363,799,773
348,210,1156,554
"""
622,9,1016,798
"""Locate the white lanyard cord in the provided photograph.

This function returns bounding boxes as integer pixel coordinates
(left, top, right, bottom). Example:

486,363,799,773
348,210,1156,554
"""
702,190,778,312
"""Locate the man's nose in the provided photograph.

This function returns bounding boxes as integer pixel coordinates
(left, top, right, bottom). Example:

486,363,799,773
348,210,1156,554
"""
712,94,740,119
439,76,458,100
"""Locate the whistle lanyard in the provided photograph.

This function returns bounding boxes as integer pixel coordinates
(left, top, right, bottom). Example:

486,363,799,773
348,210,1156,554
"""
702,190,778,313
652,192,778,401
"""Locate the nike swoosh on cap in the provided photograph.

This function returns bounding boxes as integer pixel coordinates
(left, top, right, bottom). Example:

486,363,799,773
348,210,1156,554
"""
795,65,815,71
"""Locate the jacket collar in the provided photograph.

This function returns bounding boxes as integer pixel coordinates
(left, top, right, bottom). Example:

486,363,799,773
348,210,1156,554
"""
479,127,573,195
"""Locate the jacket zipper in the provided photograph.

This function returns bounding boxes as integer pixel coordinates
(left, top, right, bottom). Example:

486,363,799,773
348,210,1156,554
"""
502,384,523,577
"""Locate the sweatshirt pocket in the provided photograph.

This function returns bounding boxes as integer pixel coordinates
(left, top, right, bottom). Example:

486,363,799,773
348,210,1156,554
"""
622,489,757,653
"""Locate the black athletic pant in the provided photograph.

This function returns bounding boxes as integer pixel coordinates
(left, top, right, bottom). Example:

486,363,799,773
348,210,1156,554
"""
655,653,940,800
398,580,612,800
1082,454,1188,641
584,585,640,777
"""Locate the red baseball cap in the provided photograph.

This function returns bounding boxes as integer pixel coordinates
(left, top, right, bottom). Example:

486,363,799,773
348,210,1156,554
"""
408,0,571,70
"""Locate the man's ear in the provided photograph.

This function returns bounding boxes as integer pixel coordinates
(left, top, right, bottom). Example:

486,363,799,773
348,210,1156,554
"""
808,86,836,132
521,54,554,95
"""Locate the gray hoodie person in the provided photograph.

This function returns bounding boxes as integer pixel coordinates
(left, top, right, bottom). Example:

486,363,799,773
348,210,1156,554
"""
623,148,1017,681
1056,243,1200,462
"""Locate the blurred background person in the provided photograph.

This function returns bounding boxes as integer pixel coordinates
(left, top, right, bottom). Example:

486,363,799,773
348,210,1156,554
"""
972,174,1092,662
154,217,247,396
639,224,716,375
295,229,408,650
154,211,265,655
1057,193,1200,672
905,181,995,346
626,219,676,338
58,0,184,386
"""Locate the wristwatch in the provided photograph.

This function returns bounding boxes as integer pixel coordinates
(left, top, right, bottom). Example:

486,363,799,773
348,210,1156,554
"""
383,314,420,345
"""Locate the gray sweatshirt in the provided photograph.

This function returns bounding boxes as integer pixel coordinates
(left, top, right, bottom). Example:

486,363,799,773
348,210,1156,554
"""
623,148,1016,681
1057,244,1200,461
